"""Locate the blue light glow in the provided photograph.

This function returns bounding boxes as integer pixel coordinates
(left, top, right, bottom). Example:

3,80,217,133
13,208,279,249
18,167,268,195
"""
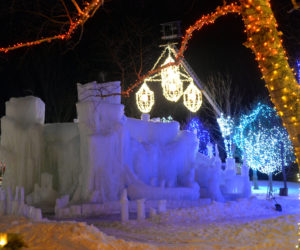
234,103,295,175
186,117,211,155
217,114,234,158
161,116,174,123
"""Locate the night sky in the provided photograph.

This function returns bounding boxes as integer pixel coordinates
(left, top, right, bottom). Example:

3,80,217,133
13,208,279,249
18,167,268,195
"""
0,0,299,125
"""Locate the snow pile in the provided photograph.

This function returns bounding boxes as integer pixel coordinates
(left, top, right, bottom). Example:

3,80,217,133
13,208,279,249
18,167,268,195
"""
1,182,299,249
0,216,154,250
98,215,298,249
94,189,299,249
0,187,43,221
153,197,290,224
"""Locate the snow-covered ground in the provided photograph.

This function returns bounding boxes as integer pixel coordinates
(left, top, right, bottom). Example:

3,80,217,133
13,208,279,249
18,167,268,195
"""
0,180,299,249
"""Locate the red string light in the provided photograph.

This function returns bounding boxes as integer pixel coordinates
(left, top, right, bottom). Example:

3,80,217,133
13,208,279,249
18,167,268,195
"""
0,0,104,53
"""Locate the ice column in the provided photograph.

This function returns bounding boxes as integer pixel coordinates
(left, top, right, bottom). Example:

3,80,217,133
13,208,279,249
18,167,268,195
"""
207,142,214,158
158,200,167,213
150,207,157,218
0,189,5,215
137,198,145,221
242,156,251,198
76,81,126,202
0,96,45,195
121,189,129,223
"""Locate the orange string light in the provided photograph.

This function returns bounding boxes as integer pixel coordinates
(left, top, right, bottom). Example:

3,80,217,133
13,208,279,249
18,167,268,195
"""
0,0,104,53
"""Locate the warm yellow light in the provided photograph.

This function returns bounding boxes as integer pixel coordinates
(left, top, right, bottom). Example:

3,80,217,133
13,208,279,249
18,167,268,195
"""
136,82,155,113
0,234,7,247
183,80,202,112
161,55,183,102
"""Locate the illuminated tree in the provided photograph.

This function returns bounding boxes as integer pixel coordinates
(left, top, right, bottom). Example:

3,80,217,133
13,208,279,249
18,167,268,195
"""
186,118,211,155
217,113,235,159
235,103,295,193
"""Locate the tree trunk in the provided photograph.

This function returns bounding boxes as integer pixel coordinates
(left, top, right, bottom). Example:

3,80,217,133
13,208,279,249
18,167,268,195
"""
268,173,273,193
280,142,288,196
281,142,288,189
253,169,259,190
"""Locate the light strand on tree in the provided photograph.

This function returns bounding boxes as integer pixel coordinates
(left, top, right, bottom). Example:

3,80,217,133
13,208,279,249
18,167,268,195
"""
186,117,211,155
297,171,300,249
243,126,294,175
217,113,235,158
0,0,104,53
235,103,295,175
240,0,300,164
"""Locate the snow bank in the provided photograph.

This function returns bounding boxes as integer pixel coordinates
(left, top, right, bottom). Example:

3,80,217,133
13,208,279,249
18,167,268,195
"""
0,216,154,250
1,182,299,249
94,188,299,249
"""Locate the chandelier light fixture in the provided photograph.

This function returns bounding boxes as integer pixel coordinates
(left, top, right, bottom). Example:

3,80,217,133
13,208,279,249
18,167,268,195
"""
161,55,183,102
135,45,202,114
183,80,203,112
136,82,155,113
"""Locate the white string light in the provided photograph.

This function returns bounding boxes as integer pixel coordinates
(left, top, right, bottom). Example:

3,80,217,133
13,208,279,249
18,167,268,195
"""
135,45,203,113
136,82,154,113
217,113,235,158
161,55,183,102
183,80,202,112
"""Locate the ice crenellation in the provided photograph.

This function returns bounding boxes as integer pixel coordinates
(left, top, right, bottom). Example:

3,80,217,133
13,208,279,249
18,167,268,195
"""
0,81,251,216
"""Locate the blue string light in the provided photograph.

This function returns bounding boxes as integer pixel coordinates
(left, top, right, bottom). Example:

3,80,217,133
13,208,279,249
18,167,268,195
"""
217,114,235,158
186,118,211,155
234,103,295,175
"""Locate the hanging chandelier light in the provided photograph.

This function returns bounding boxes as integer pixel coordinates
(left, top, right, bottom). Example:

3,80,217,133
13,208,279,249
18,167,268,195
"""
183,80,202,112
161,55,183,102
135,45,204,114
136,82,155,113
